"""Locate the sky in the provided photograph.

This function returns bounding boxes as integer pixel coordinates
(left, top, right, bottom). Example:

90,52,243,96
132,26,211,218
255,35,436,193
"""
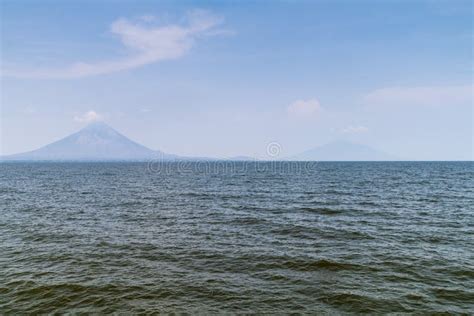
1,0,473,160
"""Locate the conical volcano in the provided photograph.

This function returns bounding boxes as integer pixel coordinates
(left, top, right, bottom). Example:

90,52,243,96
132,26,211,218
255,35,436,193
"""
290,140,398,161
2,121,176,161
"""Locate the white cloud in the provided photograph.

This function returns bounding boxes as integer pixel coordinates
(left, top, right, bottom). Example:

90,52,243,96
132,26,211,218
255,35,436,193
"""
74,111,101,123
3,10,224,79
139,15,157,22
364,84,473,107
21,106,37,115
340,125,369,134
287,99,322,118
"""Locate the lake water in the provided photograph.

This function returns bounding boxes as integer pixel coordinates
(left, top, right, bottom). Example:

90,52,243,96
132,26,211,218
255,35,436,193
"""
1,161,473,313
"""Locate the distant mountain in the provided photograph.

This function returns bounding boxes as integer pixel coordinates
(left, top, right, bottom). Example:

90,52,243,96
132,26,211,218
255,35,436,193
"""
225,155,257,161
1,124,399,162
289,141,398,161
1,122,179,161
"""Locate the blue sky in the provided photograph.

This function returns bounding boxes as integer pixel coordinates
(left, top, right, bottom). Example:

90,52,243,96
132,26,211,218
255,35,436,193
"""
1,0,472,159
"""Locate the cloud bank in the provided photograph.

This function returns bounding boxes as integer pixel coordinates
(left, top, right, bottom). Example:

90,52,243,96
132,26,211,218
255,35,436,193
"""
287,99,322,118
3,10,223,79
364,84,473,107
340,125,369,134
74,111,102,123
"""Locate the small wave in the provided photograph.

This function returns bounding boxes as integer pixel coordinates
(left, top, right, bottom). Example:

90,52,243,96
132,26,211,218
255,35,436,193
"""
298,207,344,215
181,192,213,199
431,287,474,302
116,200,145,207
256,258,365,272
323,292,411,313
0,187,25,194
229,217,267,225
358,201,378,207
323,189,351,196
432,266,474,279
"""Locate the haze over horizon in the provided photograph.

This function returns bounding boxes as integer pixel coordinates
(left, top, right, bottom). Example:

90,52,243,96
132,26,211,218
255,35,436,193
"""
0,120,399,161
1,1,473,160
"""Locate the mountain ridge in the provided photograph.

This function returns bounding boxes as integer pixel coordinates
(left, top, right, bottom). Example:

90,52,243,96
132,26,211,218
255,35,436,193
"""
289,140,398,161
2,123,399,161
1,122,178,161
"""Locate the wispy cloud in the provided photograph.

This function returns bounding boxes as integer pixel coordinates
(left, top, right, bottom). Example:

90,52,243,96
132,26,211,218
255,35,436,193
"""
138,14,157,22
287,99,322,118
340,125,369,134
21,106,37,115
364,84,473,107
74,111,102,123
3,10,224,79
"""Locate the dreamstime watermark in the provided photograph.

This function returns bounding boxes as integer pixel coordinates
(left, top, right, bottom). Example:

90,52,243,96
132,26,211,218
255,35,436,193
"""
147,142,319,175
266,142,282,158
